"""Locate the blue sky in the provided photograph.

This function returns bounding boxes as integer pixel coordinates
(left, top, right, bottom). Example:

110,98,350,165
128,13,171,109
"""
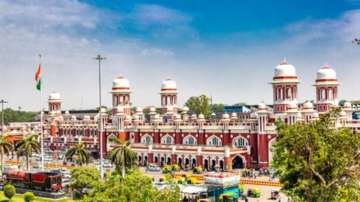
1,0,360,110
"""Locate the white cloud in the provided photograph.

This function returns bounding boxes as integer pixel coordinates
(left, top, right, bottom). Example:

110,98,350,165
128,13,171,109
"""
0,0,360,112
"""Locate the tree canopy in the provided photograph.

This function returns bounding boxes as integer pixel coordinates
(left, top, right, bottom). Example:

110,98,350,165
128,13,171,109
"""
272,109,360,202
70,166,101,199
81,170,180,202
185,95,224,117
0,108,36,124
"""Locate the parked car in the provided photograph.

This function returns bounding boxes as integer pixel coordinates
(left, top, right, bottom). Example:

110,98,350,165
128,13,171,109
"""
146,164,161,172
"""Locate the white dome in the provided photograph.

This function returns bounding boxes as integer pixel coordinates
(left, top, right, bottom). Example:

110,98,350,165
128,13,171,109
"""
161,79,177,89
288,102,298,109
222,113,230,119
316,65,337,81
182,106,189,112
100,107,107,113
303,101,314,109
198,114,205,119
258,102,267,110
175,114,181,120
149,107,156,113
49,92,61,100
231,112,237,118
83,115,90,121
274,59,297,78
135,107,143,113
191,114,197,119
113,76,130,88
65,110,70,115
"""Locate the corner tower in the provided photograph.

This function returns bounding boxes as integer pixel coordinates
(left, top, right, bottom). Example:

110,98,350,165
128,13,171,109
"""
48,92,62,116
111,75,131,116
271,59,299,114
314,64,339,113
160,79,178,114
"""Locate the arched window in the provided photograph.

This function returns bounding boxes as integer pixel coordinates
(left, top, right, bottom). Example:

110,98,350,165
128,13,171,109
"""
207,135,222,147
161,134,174,145
141,134,153,145
232,136,249,148
183,135,197,145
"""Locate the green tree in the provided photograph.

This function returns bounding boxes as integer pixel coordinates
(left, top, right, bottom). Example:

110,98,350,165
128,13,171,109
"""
272,109,360,202
16,134,40,171
0,136,13,173
3,184,16,200
65,143,90,165
23,192,35,202
109,136,137,177
0,108,36,124
70,166,101,199
210,103,225,114
82,170,180,202
185,95,211,117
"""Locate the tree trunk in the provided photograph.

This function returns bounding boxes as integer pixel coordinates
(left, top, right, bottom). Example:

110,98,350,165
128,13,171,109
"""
26,154,29,171
0,149,3,174
121,165,125,178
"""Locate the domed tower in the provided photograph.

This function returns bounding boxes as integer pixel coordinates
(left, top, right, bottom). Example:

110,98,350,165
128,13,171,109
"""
271,59,299,114
111,75,131,116
314,64,339,113
160,79,178,114
48,92,62,116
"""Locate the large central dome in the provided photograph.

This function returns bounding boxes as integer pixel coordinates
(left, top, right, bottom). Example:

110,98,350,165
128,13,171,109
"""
161,79,177,90
113,76,130,89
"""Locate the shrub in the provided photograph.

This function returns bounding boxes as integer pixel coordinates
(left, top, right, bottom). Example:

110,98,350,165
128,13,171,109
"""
162,165,172,173
24,192,36,202
3,184,16,199
0,199,9,202
248,188,261,198
193,166,203,174
238,184,245,193
171,164,180,171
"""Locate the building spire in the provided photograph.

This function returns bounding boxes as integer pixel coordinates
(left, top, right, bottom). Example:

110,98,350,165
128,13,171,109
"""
280,57,288,65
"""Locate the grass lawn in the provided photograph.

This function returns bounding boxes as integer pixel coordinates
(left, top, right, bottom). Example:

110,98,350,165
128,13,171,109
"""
0,191,74,202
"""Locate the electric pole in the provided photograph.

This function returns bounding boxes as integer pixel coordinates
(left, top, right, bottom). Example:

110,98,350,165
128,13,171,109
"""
0,99,7,135
94,54,106,179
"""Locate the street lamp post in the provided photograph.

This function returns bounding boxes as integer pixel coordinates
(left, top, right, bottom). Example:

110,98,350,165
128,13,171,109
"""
0,99,8,135
94,54,106,179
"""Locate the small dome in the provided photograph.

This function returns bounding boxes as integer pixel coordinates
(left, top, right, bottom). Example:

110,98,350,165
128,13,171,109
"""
182,106,189,112
83,115,90,121
316,65,337,81
343,101,352,109
175,114,181,120
222,113,230,119
65,110,70,115
161,79,177,89
198,114,205,119
231,112,237,117
258,102,267,110
100,107,107,113
274,59,297,78
303,101,314,109
313,112,319,118
288,102,298,109
71,115,77,121
135,107,143,113
154,114,160,119
113,76,130,89
149,107,156,113
191,114,197,120
49,92,61,100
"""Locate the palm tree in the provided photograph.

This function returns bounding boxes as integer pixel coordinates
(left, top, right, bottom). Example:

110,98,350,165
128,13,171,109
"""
65,143,90,165
109,136,137,177
16,134,40,171
0,135,13,173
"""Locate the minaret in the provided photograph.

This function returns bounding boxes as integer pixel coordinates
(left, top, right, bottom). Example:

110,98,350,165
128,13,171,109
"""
160,79,178,114
314,64,339,113
48,92,62,116
271,59,299,115
111,75,131,116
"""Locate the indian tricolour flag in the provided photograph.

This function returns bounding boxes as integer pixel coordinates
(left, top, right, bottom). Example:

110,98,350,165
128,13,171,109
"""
35,64,42,91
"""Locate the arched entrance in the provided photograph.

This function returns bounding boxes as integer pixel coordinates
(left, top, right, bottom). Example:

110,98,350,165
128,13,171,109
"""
211,160,216,171
219,160,224,171
160,157,165,166
167,157,171,165
144,156,148,166
192,159,196,168
232,155,244,169
204,159,209,171
154,156,158,164
185,158,190,168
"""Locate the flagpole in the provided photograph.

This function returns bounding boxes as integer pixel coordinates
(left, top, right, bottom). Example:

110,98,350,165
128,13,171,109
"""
39,54,44,171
